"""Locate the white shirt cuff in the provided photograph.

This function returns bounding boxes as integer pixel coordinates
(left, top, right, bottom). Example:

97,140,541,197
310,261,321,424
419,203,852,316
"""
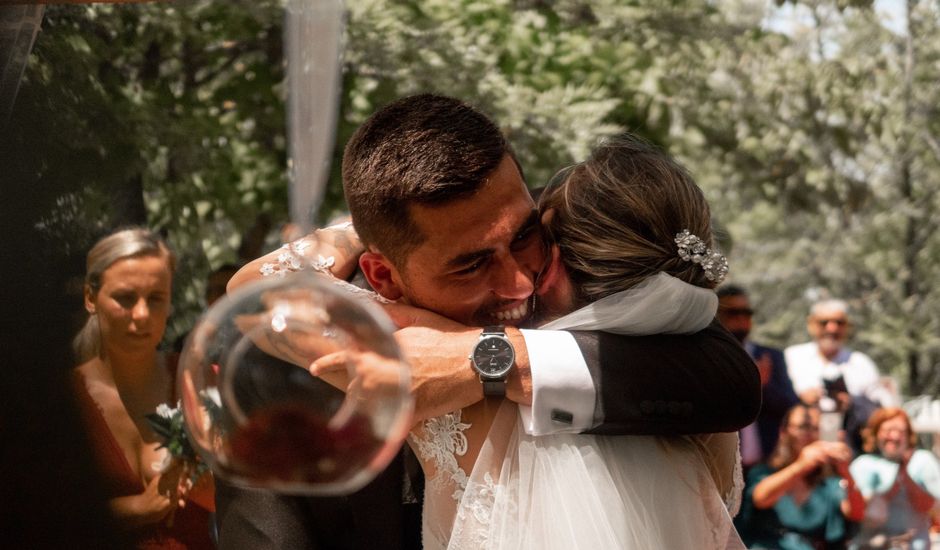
518,329,596,435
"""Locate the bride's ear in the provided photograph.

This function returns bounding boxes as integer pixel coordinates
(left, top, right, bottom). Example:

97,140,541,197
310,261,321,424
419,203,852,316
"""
359,251,404,301
540,208,558,244
540,208,556,226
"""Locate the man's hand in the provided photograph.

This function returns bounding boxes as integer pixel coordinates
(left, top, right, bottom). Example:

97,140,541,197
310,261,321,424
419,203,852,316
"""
308,315,485,423
311,351,410,403
799,387,823,406
381,302,532,419
392,325,484,422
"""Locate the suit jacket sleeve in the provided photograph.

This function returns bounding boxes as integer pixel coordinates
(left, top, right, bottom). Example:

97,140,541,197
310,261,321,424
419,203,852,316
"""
215,453,420,550
575,319,761,435
215,345,422,550
756,346,798,420
216,480,319,549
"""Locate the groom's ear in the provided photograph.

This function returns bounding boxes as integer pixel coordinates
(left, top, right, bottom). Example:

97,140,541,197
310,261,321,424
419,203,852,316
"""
359,251,405,301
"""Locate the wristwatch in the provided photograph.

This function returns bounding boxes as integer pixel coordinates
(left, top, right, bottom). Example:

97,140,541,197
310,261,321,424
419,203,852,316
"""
469,326,515,397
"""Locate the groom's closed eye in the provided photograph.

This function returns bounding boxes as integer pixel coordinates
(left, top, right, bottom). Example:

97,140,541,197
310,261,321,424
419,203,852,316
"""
510,211,540,252
453,258,488,276
447,250,493,277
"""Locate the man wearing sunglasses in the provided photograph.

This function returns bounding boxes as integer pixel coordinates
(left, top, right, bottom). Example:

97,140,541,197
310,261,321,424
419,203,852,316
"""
717,285,798,471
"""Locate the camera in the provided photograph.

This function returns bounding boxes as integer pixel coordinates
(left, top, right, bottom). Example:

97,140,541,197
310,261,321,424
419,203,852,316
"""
819,411,843,442
823,374,848,397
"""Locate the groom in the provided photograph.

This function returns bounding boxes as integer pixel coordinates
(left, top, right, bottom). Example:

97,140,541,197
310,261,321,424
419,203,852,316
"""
342,93,758,434
217,93,760,549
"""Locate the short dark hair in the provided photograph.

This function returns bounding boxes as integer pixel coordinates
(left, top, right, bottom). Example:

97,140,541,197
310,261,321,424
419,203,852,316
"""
342,94,511,266
716,284,748,299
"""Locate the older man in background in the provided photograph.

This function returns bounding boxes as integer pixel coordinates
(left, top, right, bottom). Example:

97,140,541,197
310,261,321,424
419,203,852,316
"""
784,298,897,452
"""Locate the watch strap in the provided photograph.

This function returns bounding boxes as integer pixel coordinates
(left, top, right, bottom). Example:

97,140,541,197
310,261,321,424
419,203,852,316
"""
476,325,510,397
481,379,506,398
481,325,505,336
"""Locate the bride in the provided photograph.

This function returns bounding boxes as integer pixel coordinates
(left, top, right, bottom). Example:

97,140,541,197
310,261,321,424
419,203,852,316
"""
405,135,744,549
239,134,745,548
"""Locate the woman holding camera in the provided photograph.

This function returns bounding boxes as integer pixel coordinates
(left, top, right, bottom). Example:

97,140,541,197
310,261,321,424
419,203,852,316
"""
736,403,865,549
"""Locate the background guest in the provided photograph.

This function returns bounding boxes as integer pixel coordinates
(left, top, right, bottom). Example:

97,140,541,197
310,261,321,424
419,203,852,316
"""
168,262,241,389
736,403,865,549
849,407,940,549
785,299,898,454
204,263,240,307
72,228,215,549
717,284,799,470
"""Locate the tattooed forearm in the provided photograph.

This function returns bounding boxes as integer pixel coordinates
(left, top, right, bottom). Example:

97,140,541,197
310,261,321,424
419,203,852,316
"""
330,230,363,260
315,222,365,280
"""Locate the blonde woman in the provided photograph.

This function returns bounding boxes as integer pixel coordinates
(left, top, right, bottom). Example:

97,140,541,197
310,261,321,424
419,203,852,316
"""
72,228,214,548
736,403,864,549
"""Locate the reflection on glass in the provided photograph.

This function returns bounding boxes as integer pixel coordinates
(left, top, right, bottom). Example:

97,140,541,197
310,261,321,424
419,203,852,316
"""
179,267,412,495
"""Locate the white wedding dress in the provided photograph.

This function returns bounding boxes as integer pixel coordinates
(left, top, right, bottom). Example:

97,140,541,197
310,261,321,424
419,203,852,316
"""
409,273,746,549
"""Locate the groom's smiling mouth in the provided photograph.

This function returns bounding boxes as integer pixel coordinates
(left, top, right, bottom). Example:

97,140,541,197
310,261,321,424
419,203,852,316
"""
491,299,530,323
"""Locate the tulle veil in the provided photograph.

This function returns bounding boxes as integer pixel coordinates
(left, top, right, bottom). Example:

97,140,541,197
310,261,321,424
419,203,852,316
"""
441,273,746,549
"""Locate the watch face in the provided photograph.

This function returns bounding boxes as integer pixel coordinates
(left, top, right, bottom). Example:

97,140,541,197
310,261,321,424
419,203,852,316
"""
472,335,515,377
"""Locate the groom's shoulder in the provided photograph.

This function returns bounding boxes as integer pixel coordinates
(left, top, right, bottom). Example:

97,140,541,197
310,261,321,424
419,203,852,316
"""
567,318,742,354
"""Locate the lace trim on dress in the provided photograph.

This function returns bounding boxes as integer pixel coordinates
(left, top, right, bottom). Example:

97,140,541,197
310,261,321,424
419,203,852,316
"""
450,471,498,548
410,411,472,500
726,444,744,517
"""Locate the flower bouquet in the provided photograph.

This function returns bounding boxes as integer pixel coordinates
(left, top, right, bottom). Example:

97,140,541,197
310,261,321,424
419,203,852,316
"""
146,401,210,483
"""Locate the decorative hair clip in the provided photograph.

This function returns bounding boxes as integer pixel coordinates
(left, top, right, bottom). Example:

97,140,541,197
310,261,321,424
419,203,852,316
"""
674,230,729,283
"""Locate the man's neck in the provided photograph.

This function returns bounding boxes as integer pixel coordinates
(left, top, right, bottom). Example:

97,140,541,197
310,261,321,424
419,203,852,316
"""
817,345,845,362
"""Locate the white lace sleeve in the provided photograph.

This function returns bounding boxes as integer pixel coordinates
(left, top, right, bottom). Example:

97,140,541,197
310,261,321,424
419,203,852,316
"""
259,237,328,278
408,411,474,550
259,233,392,304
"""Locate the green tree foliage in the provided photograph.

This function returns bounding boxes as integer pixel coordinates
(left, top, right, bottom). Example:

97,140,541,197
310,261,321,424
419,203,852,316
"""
8,2,290,339
7,0,939,396
665,0,940,395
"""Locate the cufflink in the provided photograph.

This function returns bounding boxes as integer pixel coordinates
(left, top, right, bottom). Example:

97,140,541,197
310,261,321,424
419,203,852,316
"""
654,400,668,415
551,409,574,424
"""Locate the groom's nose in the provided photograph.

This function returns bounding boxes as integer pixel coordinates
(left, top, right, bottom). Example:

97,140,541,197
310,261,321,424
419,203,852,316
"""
489,253,536,301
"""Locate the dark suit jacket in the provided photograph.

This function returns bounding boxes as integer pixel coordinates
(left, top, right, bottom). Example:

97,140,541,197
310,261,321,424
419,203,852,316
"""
748,342,798,458
578,319,761,435
215,352,423,550
215,319,761,549
215,450,422,550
